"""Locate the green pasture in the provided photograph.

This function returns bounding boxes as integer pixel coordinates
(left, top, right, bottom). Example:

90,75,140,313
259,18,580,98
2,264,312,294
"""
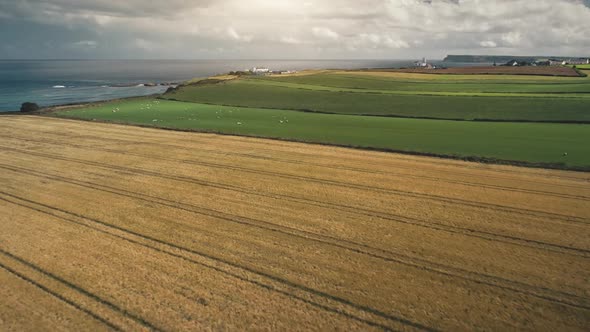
54,99,590,169
164,80,590,122
244,78,590,97
569,64,590,70
253,73,590,94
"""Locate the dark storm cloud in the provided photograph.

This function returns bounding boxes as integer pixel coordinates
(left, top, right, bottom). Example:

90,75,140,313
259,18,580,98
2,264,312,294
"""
0,0,589,59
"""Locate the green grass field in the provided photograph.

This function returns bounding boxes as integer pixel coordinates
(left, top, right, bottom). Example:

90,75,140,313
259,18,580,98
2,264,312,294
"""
54,99,590,169
569,64,590,70
164,79,590,122
252,73,590,93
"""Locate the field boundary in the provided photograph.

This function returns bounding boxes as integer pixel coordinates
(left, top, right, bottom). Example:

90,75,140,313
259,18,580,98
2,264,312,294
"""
33,114,590,172
246,78,590,98
354,66,585,77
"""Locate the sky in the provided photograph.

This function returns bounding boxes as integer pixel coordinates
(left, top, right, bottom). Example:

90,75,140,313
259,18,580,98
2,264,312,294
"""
1,0,589,60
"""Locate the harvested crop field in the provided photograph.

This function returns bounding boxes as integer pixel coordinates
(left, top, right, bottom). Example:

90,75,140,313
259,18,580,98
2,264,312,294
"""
1,115,589,331
379,66,583,77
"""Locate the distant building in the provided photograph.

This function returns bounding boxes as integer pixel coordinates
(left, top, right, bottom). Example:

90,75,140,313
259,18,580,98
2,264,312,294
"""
505,59,530,67
565,59,590,65
276,70,297,75
414,57,436,69
542,58,589,66
250,67,270,75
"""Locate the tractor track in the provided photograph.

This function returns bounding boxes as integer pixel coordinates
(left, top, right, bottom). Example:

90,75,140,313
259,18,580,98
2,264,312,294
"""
1,167,589,310
0,249,159,331
0,193,433,332
1,144,587,228
2,149,589,260
1,133,588,201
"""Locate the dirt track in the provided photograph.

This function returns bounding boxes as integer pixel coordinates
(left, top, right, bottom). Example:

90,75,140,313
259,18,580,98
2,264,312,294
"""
0,115,589,331
381,66,582,77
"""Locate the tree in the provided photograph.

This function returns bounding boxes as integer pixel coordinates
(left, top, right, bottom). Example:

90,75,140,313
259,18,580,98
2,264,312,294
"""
20,102,40,112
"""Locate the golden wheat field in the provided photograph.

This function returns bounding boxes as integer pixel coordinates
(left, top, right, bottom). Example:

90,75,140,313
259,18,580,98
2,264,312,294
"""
0,115,589,331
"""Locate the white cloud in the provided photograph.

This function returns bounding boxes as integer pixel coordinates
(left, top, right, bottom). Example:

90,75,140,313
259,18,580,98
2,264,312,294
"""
480,40,497,48
312,27,339,40
280,36,301,45
226,27,253,42
134,38,155,51
501,32,522,46
71,40,98,49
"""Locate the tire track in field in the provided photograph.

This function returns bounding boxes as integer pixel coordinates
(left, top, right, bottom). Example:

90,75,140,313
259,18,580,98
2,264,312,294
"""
0,263,123,331
1,143,587,227
1,121,587,186
2,150,589,258
0,194,433,332
0,249,160,331
87,142,590,201
2,166,589,310
2,132,586,200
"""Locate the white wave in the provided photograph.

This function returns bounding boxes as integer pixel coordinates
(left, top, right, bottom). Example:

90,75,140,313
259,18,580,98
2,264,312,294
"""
53,85,66,88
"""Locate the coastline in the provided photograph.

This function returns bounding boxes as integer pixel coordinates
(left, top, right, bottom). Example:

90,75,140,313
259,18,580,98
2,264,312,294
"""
0,95,160,114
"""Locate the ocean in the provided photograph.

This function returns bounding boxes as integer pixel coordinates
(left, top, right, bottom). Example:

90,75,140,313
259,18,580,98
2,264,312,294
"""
0,59,469,112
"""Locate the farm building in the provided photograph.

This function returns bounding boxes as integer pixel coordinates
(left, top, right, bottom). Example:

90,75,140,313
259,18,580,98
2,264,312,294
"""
250,67,270,75
561,59,590,65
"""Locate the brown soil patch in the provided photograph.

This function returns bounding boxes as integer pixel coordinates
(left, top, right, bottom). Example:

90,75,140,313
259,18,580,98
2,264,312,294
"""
367,66,583,77
0,116,588,331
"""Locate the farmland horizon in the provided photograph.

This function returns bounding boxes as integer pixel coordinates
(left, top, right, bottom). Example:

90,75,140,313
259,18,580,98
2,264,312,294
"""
1,58,481,112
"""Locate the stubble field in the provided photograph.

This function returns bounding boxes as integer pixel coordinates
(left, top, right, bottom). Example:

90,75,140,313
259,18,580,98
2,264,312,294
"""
0,116,589,331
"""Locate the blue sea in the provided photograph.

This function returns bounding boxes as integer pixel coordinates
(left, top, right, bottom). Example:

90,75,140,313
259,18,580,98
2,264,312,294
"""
0,59,471,112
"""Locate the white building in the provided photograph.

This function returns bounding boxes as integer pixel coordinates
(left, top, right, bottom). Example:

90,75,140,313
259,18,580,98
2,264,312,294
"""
251,67,270,74
563,59,590,65
414,57,435,69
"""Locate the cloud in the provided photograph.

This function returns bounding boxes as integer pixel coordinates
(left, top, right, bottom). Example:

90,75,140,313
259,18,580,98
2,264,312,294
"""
227,27,253,42
71,40,98,49
134,38,155,51
312,27,340,41
280,36,302,45
0,0,589,59
480,41,497,48
501,32,522,46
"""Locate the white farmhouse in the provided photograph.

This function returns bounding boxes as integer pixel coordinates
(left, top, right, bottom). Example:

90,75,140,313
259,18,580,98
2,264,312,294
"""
251,67,270,74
